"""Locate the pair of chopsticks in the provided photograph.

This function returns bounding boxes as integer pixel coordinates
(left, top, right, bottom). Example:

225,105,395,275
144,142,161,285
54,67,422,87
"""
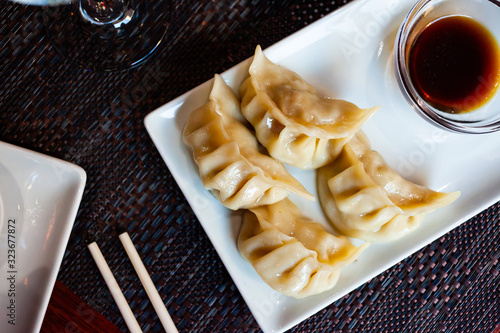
88,232,179,333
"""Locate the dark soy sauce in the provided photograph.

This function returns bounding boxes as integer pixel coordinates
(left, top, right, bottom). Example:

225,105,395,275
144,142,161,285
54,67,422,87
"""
410,16,500,113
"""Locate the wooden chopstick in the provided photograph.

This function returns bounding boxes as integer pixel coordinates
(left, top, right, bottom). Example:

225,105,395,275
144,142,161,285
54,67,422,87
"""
87,242,143,333
119,232,179,333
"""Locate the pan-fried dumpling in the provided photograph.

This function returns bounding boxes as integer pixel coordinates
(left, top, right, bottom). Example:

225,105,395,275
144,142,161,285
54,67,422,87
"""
183,74,314,210
239,45,380,169
317,132,461,242
238,198,368,298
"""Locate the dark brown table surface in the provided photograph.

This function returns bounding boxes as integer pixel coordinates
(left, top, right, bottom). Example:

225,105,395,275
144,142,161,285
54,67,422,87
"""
1,1,500,332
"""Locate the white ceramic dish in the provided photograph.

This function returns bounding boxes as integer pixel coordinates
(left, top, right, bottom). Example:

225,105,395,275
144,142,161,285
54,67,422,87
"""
145,0,500,331
0,142,86,333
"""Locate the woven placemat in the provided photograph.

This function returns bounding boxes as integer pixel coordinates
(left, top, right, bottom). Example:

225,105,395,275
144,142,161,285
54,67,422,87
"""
1,1,499,332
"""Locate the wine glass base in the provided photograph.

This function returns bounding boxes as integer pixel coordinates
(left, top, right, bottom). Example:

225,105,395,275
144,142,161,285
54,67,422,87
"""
49,1,169,72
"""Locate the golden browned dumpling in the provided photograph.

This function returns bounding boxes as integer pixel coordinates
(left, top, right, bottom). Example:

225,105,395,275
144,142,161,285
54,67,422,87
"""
238,198,368,298
183,74,314,210
317,132,460,242
240,45,379,169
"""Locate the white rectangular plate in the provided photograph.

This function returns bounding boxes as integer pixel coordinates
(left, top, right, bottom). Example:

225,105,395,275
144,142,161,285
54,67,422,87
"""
0,142,86,333
145,0,500,331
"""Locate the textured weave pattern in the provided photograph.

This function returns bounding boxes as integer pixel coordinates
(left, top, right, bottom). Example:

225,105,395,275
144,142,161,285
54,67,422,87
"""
0,1,499,332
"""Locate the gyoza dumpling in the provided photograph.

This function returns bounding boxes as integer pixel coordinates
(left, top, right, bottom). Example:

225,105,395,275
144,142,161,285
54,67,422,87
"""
183,75,314,210
239,45,380,169
238,198,368,298
317,132,461,242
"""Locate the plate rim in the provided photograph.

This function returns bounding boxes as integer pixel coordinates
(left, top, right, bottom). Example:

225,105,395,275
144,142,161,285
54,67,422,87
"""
143,0,500,331
0,140,87,333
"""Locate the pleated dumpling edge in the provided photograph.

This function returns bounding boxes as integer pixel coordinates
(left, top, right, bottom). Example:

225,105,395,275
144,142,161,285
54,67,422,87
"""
240,45,380,169
182,74,314,210
238,198,369,298
317,131,461,242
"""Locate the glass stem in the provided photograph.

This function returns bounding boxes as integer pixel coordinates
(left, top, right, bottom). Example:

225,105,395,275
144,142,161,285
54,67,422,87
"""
80,0,129,25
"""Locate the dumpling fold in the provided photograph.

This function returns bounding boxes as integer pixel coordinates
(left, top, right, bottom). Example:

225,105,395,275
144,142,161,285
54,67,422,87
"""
238,198,368,298
317,132,461,241
183,74,314,210
239,45,380,169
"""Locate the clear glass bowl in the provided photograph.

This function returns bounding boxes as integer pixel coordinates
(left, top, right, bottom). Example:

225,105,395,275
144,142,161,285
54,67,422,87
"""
394,0,500,134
